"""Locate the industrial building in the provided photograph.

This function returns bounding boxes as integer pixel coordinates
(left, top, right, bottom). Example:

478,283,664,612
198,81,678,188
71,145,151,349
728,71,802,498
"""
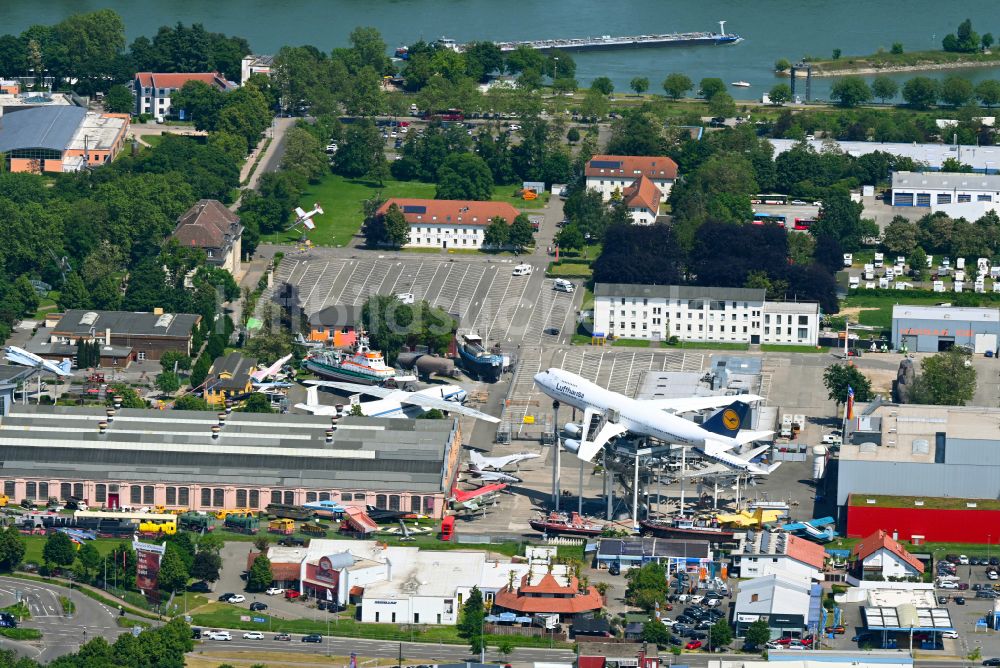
0,406,462,518
768,138,1000,173
593,284,820,346
374,198,521,250
28,309,202,365
891,305,999,354
733,573,822,639
0,105,130,173
838,402,1000,539
891,171,1000,207
847,494,1000,544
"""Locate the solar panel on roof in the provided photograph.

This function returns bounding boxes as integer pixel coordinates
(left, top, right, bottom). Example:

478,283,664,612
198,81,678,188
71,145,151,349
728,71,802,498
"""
402,205,427,214
590,160,622,169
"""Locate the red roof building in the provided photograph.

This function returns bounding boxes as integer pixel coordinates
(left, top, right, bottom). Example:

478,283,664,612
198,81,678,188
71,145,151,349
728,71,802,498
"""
172,199,244,275
491,572,603,620
585,154,678,207
621,174,662,225
852,529,925,579
375,198,521,250
132,72,234,119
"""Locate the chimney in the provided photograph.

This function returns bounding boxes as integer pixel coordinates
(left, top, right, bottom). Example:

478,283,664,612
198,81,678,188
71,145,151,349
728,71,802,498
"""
153,307,164,315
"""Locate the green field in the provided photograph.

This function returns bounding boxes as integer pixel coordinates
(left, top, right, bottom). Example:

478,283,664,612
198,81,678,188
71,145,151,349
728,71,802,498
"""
612,338,657,348
805,48,1000,74
849,494,1000,511
261,175,436,247
546,261,592,278
492,188,549,210
842,293,956,329
664,341,750,351
760,344,830,353
22,536,123,566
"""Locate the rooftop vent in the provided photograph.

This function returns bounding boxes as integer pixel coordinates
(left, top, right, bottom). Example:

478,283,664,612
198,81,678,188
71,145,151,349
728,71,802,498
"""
155,313,174,329
79,311,99,326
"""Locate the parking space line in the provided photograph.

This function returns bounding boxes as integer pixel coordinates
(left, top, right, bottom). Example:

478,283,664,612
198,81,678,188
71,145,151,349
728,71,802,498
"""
300,261,329,313
317,260,347,311
503,270,535,341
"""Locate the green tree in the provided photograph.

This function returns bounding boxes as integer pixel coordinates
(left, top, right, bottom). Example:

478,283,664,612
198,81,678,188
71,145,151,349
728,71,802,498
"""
902,77,939,109
910,247,929,281
12,275,39,316
976,80,1000,108
457,586,486,656
768,83,792,105
823,363,873,406
629,76,649,96
700,77,727,100
566,127,580,143
882,216,919,255
911,348,977,405
556,223,585,251
710,618,733,649
247,553,273,592
940,75,974,107
508,214,535,252
891,42,905,55
104,84,134,114
745,618,772,649
191,551,222,583
76,542,102,583
239,393,275,413
417,408,445,419
43,532,77,569
190,354,212,389
580,88,609,119
157,546,189,593
642,620,672,648
811,192,876,251
662,73,693,100
774,58,791,72
281,125,328,184
984,33,995,50
708,92,737,118
333,120,384,178
830,76,872,107
174,394,211,410
590,76,614,96
832,48,842,60
0,526,26,573
435,153,494,201
382,203,410,248
871,76,899,104
197,531,225,555
155,371,181,395
159,351,192,373
107,383,145,408
483,217,510,249
58,272,90,310
171,80,226,129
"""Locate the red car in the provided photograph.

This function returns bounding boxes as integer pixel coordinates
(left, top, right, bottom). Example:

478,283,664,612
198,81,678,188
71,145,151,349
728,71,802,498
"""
800,635,815,646
775,637,792,645
284,590,301,600
685,640,703,650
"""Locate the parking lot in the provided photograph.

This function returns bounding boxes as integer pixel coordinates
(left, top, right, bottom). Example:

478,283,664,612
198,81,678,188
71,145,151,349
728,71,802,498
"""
265,251,578,348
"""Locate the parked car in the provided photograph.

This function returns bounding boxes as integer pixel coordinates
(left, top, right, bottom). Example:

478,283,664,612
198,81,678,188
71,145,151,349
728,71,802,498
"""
302,634,323,643
825,626,846,634
226,594,246,603
191,627,203,639
285,590,301,599
265,587,285,596
608,562,620,576
959,555,970,564
685,640,703,650
217,592,236,602
956,596,966,605
938,596,949,604
189,581,211,593
210,631,232,641
990,557,999,566
938,581,959,589
242,631,264,640
959,583,970,590
250,602,268,611
982,659,1000,666
942,631,959,639
274,632,292,641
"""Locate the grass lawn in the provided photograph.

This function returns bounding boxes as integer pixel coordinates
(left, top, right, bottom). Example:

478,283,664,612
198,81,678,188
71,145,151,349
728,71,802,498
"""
761,344,830,353
546,262,592,278
664,341,749,351
260,174,436,247
31,296,59,320
560,244,602,261
22,536,123,566
141,134,165,149
612,338,656,348
841,293,948,329
581,286,595,311
493,188,549,210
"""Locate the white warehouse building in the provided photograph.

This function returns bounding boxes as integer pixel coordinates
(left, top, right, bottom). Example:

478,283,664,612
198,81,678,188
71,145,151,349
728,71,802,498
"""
593,284,820,346
891,171,1000,207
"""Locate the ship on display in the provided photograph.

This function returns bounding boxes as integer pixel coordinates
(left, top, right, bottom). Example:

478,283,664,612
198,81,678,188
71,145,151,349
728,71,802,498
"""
438,21,742,54
303,335,397,385
529,511,607,537
639,516,735,544
457,331,504,382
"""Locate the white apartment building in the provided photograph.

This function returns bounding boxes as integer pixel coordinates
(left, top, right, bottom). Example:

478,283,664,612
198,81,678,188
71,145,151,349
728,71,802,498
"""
584,155,678,201
132,72,234,118
593,284,820,346
376,198,521,250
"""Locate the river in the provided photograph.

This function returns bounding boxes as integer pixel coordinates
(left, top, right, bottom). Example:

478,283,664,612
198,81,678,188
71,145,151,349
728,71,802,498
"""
2,0,999,100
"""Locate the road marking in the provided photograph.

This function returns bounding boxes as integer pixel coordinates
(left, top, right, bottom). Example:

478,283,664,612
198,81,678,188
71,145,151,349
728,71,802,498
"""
317,260,347,311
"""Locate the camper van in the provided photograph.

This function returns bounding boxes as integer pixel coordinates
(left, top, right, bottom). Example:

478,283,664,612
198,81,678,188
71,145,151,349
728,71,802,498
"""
553,278,574,293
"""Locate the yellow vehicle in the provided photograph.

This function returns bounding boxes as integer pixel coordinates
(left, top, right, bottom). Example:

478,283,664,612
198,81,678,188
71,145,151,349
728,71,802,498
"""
214,508,254,521
139,519,177,535
268,518,295,535
0,495,8,507
75,510,177,535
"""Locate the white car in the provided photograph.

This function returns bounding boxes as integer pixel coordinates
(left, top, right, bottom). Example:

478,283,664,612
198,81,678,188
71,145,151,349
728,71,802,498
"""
508,124,521,131
265,587,285,596
821,433,843,445
243,631,264,640
938,581,959,589
210,631,232,641
661,618,675,627
512,263,532,276
790,199,807,205
396,292,415,305
942,631,959,639
227,594,246,603
988,571,999,580
959,555,970,564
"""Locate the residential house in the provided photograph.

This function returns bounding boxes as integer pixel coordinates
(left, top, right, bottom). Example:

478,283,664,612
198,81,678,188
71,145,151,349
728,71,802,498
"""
132,72,234,118
492,572,603,622
307,305,362,347
621,174,662,224
204,352,257,407
375,198,520,250
732,531,827,581
852,530,925,580
584,154,678,201
172,199,244,276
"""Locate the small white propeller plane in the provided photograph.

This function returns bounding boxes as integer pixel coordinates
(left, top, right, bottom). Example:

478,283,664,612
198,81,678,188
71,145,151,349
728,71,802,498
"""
289,202,324,231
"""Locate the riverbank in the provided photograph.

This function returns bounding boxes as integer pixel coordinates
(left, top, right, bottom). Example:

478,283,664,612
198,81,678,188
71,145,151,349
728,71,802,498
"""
800,49,1000,77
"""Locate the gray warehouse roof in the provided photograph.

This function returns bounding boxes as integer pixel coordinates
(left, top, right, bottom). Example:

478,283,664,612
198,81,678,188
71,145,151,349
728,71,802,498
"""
768,138,1000,172
0,406,457,492
53,309,200,339
0,105,86,153
892,305,999,322
892,171,1000,192
595,283,766,302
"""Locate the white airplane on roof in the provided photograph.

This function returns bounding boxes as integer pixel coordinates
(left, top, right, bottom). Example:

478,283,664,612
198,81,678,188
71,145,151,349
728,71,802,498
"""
290,202,324,231
251,354,293,383
469,450,539,472
4,346,72,378
298,381,500,423
533,368,778,475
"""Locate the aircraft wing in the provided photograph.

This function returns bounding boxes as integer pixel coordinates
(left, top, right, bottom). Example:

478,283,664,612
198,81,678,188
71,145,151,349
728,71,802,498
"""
307,381,500,423
302,217,316,230
735,430,774,445
252,354,293,381
294,207,307,218
641,394,764,414
576,406,628,463
474,470,522,484
701,440,780,475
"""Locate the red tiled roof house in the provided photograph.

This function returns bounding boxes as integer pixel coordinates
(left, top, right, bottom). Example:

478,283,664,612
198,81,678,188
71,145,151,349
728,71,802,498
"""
852,530,925,579
492,572,603,622
584,154,677,225
132,72,234,118
374,198,520,250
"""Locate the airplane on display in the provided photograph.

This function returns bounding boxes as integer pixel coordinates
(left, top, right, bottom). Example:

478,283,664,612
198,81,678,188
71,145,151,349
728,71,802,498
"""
289,203,324,231
469,450,539,472
4,346,72,377
466,468,522,484
533,367,778,476
449,483,507,512
251,354,294,391
299,381,500,422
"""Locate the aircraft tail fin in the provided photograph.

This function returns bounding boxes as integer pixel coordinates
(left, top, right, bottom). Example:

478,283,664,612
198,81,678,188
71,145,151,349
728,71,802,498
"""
306,385,319,407
469,450,485,471
702,401,751,438
57,359,72,375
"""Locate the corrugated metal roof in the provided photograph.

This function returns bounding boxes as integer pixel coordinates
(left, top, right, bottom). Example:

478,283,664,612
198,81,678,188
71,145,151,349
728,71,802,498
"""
892,170,1000,192
0,105,86,153
892,304,999,322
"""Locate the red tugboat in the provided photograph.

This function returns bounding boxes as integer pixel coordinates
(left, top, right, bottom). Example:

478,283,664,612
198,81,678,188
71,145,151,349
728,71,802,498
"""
529,512,606,537
639,516,735,544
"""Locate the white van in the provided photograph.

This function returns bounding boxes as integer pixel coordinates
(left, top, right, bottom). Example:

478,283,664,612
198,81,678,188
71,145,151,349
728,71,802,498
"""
512,264,532,276
843,253,853,267
553,279,574,293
